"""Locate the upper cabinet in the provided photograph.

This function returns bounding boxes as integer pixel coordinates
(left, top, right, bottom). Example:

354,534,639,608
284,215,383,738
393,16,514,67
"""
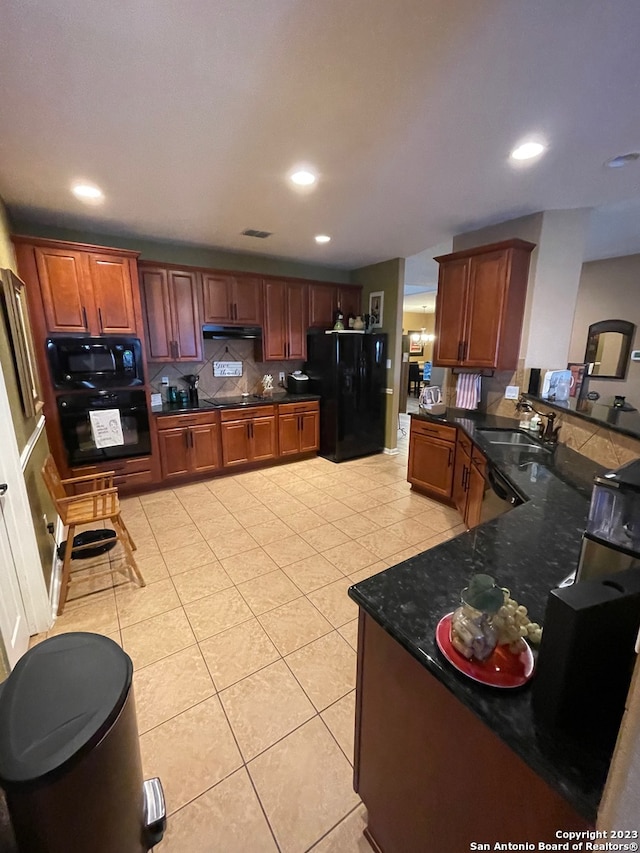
337,286,362,319
263,279,308,360
308,283,338,328
20,241,140,335
202,272,262,325
433,239,536,370
139,264,202,362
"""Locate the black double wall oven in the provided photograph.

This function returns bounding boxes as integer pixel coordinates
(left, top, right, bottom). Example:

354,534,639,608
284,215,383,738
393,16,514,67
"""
48,336,151,467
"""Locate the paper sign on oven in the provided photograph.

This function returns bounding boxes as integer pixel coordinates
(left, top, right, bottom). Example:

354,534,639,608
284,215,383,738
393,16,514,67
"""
89,409,125,448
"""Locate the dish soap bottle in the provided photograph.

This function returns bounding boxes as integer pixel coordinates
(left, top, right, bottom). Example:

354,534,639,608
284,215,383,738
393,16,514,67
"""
333,311,345,331
529,413,541,432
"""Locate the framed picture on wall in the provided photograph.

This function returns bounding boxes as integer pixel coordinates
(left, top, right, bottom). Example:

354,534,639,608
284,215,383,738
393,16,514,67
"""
368,291,384,328
408,334,423,355
0,268,43,418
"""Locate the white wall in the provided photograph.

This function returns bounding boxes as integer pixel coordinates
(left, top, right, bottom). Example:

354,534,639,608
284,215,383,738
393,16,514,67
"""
569,253,640,407
524,209,590,368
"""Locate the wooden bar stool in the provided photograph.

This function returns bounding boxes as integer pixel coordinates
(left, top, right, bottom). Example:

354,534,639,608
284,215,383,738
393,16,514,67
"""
42,455,145,615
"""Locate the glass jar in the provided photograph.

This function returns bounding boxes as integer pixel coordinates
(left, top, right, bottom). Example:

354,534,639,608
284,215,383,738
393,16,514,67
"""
450,603,497,661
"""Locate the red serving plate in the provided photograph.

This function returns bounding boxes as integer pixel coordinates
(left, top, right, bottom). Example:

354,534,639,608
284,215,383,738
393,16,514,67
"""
435,612,535,688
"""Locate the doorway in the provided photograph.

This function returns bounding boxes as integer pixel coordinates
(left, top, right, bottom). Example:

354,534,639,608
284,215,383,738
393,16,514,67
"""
0,492,29,668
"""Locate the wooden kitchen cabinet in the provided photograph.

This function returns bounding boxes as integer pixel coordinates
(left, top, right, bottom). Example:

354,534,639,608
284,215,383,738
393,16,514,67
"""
278,402,319,456
452,432,486,528
156,412,220,479
24,241,140,335
433,238,535,370
220,406,277,468
202,272,262,325
263,279,308,360
407,418,456,500
337,286,362,319
308,283,338,328
139,265,202,362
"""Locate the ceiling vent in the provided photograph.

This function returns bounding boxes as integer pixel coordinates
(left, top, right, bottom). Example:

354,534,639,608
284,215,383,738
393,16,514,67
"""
241,228,272,239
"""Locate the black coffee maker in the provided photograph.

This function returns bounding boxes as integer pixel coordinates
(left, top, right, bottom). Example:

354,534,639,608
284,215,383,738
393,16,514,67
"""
181,374,199,407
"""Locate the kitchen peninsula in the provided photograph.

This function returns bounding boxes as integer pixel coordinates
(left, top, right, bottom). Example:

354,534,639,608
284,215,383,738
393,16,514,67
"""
349,409,612,852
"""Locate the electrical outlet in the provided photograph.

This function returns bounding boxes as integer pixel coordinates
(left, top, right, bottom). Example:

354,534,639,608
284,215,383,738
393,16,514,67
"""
504,385,520,400
161,376,169,386
279,371,285,385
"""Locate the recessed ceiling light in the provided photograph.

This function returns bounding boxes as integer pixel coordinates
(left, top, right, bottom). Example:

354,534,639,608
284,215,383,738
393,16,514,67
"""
604,153,640,169
315,234,331,244
510,141,546,161
71,182,104,202
290,169,317,186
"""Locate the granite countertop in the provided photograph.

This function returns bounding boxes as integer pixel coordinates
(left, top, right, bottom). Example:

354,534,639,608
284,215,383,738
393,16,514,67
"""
349,407,611,823
150,392,320,416
524,392,640,441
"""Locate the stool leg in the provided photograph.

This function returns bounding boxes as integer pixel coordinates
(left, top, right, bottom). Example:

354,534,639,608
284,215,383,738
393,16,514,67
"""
113,514,145,587
119,515,137,551
57,524,75,616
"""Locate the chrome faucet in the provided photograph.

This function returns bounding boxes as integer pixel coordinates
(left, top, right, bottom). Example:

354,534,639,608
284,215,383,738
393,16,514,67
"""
515,396,562,445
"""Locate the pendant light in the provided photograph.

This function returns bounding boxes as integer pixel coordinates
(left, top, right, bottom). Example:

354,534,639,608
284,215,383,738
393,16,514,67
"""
410,306,435,344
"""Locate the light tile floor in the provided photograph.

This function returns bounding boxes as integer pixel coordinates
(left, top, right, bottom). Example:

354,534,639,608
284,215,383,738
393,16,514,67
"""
34,424,465,852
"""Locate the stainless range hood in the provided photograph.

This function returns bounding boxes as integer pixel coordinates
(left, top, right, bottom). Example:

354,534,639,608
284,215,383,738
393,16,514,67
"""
202,325,263,340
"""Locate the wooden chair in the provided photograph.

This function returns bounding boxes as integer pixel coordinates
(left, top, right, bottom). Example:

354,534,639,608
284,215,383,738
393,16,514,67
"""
42,455,145,615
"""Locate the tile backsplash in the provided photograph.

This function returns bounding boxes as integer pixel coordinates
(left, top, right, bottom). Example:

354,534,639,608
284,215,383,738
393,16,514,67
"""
147,339,303,400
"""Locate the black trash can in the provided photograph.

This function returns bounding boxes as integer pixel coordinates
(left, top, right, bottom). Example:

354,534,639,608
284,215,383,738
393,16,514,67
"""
0,633,166,853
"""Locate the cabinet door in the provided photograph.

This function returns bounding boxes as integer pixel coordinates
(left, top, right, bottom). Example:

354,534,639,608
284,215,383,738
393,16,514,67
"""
251,416,277,462
34,246,91,332
338,286,361,318
190,423,220,473
202,273,233,323
464,251,508,367
140,267,173,361
221,421,251,467
433,258,469,366
88,253,137,334
169,270,202,361
465,461,486,529
278,414,300,456
408,433,455,498
286,282,308,359
453,444,470,517
308,284,337,328
233,276,262,325
263,280,286,360
299,411,319,452
158,428,190,478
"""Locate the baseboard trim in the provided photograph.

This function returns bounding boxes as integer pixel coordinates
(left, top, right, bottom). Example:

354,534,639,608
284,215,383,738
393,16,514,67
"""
383,447,399,455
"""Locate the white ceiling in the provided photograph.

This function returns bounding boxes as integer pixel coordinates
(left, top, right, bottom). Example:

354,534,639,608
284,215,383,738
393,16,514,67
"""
1,0,640,272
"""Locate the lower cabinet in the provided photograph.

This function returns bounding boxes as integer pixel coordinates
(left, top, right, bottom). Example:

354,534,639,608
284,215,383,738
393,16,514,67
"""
407,419,456,500
278,402,319,456
453,433,486,528
70,456,154,494
220,406,277,468
156,412,221,479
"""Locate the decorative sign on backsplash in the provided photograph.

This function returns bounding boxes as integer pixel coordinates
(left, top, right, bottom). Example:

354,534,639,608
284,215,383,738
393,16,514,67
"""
213,361,243,377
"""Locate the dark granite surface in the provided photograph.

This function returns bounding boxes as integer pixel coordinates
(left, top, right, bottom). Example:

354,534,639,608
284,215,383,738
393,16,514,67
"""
349,407,611,823
150,393,320,416
525,392,640,441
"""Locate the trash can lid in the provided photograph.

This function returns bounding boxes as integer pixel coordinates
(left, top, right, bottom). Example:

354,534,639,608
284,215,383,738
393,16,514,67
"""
0,632,132,786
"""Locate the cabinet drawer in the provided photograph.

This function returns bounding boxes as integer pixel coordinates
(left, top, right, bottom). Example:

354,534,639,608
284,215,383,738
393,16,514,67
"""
410,418,456,443
155,411,219,430
278,401,319,415
71,456,152,477
220,405,275,422
113,470,154,491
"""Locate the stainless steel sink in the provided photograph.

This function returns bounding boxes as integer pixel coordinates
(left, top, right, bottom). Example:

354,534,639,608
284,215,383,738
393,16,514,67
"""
476,429,549,451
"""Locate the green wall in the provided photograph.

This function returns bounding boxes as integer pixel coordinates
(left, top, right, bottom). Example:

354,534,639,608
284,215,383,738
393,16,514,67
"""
350,258,405,451
10,217,351,283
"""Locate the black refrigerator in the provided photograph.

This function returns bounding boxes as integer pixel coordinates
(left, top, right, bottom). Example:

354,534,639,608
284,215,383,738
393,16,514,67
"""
305,331,387,462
